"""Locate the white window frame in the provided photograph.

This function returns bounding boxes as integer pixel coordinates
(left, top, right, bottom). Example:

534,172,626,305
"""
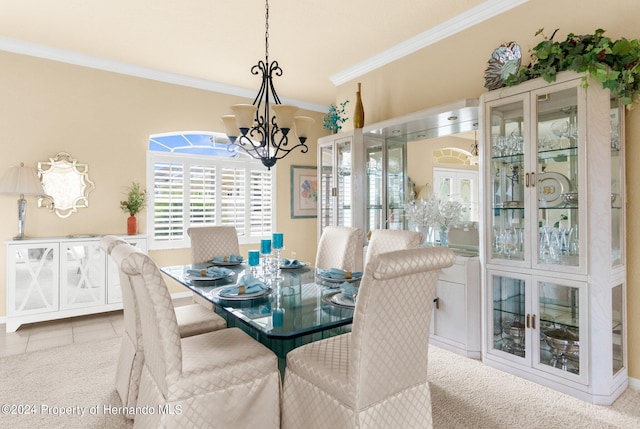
146,150,276,250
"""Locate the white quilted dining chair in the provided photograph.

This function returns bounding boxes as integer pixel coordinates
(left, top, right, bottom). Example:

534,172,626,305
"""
282,247,455,429
187,226,240,309
364,229,424,268
100,236,227,419
115,242,281,429
315,226,363,272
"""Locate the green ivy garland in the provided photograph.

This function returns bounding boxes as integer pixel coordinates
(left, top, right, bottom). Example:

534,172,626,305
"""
505,28,640,105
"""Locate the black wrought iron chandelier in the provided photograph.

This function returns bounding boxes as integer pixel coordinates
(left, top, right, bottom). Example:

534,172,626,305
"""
222,0,313,170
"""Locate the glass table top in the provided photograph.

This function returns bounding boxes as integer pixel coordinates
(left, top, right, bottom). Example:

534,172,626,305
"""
160,263,354,340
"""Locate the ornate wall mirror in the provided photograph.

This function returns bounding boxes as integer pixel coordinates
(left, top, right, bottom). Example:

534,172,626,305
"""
38,152,95,218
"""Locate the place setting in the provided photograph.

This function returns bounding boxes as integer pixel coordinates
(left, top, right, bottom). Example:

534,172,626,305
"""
315,267,363,284
210,273,271,301
186,266,236,282
209,254,245,266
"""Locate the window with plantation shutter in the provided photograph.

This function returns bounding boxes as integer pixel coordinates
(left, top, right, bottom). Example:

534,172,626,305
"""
146,132,275,249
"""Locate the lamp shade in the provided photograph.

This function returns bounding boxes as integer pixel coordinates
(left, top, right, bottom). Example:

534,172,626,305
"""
271,104,298,130
0,163,45,196
231,104,258,130
293,116,315,139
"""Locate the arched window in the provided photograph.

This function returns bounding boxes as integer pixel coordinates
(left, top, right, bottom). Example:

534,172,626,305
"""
146,132,274,249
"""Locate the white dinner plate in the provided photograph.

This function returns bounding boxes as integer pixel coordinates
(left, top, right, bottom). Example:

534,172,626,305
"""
537,172,570,207
322,291,355,309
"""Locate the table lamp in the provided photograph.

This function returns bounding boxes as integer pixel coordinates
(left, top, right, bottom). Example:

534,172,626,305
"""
0,162,46,239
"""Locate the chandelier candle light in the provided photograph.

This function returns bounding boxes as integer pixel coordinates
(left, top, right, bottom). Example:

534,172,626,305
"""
222,0,314,170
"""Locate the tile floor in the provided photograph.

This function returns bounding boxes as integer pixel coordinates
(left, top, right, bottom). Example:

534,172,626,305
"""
0,297,192,357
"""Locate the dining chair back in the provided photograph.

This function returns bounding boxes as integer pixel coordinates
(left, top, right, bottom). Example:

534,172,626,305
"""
187,225,239,263
187,226,240,309
315,226,363,272
100,235,226,419
282,246,455,429
364,229,424,267
117,244,281,428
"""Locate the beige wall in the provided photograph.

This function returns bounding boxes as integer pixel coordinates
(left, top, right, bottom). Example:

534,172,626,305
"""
2,0,639,381
334,0,640,379
0,50,324,310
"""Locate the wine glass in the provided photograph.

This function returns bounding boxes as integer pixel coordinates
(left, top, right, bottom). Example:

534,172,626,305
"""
551,121,569,148
502,228,518,259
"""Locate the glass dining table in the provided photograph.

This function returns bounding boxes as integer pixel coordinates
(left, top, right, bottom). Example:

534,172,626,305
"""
160,262,355,373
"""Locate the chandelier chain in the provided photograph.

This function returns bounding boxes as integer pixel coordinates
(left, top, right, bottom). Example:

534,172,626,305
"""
264,0,269,62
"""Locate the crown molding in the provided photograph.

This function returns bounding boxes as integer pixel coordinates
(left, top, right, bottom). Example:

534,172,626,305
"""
0,36,328,113
330,0,529,86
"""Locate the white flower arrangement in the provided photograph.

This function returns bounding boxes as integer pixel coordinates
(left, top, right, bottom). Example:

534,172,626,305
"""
404,194,466,230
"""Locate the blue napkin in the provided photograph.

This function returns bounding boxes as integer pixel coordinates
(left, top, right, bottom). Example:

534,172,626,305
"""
318,268,362,280
212,254,244,263
281,258,303,268
187,266,234,278
339,281,358,300
220,274,268,296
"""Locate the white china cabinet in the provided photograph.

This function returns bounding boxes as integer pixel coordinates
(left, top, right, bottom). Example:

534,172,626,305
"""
481,71,626,404
6,234,147,332
318,100,482,357
317,129,365,239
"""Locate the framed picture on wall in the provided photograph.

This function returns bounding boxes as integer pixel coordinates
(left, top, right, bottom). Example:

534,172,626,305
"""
290,165,317,218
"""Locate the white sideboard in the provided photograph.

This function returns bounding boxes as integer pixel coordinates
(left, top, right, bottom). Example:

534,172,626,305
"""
430,255,481,359
5,234,147,332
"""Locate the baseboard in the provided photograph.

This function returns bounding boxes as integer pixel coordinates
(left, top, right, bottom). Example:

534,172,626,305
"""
629,376,640,391
0,316,5,326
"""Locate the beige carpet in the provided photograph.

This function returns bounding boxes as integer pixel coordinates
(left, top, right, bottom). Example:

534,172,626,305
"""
1,338,639,428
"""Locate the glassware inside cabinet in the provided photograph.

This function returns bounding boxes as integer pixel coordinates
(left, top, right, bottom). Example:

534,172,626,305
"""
489,100,525,261
610,99,623,266
492,274,526,358
538,282,581,374
536,87,579,267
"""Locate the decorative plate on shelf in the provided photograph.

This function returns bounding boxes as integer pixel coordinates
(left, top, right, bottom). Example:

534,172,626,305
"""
484,42,522,90
537,172,571,207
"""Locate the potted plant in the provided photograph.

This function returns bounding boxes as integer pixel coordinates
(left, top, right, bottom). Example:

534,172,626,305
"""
505,28,640,105
120,181,147,235
323,100,349,133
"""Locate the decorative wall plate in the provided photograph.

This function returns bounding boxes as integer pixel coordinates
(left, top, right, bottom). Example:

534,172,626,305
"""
538,172,570,207
484,42,522,90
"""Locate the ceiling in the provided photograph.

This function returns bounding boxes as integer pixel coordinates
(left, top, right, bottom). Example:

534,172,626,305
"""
0,0,526,111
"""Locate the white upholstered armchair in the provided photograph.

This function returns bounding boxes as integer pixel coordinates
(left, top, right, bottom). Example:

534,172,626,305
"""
115,243,281,428
282,246,455,429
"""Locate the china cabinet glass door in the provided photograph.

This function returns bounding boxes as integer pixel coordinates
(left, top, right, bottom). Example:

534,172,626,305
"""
534,85,583,271
533,278,587,383
336,140,352,227
487,95,528,266
319,143,334,232
386,141,406,230
365,139,383,235
489,270,528,362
